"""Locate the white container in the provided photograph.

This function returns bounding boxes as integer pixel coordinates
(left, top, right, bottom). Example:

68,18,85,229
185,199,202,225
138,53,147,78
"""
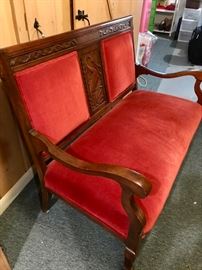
181,19,198,31
178,30,193,42
183,8,201,21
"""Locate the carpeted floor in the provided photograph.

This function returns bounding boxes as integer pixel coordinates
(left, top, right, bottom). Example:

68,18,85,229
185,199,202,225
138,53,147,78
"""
0,37,202,270
157,41,202,101
138,37,175,91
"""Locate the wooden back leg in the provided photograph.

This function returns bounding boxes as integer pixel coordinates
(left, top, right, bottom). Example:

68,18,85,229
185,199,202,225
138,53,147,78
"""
40,187,52,212
34,176,52,213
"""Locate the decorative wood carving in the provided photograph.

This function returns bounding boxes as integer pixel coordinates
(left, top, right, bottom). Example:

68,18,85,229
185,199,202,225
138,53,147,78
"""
9,39,77,68
80,49,107,113
99,20,131,37
0,61,4,80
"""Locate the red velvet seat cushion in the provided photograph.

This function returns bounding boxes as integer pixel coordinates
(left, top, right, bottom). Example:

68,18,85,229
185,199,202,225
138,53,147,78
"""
45,91,202,238
101,32,135,102
15,52,89,143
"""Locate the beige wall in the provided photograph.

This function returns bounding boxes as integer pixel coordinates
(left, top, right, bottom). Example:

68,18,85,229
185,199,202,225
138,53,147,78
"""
0,0,143,199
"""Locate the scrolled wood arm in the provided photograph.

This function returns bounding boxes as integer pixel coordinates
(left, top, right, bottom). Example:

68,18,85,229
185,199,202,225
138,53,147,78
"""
136,64,202,79
29,129,151,198
136,64,202,105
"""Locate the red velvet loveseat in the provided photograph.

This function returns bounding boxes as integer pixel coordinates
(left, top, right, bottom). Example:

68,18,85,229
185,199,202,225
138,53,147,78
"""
0,16,201,270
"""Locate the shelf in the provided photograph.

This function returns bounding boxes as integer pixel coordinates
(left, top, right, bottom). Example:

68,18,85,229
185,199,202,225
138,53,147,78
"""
153,29,171,34
156,8,175,14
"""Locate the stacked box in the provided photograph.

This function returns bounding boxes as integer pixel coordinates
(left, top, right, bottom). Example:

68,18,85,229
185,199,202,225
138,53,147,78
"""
178,8,201,42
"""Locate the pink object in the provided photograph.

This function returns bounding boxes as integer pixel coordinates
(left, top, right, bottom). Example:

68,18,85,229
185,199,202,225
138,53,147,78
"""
140,0,152,32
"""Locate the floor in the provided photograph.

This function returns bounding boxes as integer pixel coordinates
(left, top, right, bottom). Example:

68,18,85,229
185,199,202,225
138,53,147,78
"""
0,37,202,270
156,38,202,101
141,36,202,101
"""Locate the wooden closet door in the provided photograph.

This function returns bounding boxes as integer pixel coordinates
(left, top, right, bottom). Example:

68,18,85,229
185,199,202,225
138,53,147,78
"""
74,0,110,29
109,0,144,47
23,0,71,40
73,0,143,47
0,0,17,48
11,0,30,43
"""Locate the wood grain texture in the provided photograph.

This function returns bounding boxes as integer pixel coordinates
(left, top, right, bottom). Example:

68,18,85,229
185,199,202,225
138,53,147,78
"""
0,0,17,48
23,0,71,40
74,0,110,29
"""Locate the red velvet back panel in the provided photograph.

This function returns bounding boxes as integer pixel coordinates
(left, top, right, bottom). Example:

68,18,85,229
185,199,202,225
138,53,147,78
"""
101,32,136,102
15,52,89,143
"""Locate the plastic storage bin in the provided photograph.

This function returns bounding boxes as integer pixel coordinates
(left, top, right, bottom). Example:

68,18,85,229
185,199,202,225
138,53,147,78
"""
181,19,198,31
178,30,193,42
183,8,201,21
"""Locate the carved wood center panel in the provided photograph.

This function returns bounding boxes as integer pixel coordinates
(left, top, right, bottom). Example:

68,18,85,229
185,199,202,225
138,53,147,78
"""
80,48,107,114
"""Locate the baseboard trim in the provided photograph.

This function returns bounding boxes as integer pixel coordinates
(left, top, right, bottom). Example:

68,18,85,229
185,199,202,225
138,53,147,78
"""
0,167,34,215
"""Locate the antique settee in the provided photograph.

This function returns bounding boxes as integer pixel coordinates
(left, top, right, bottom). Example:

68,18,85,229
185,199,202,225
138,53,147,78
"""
0,16,201,270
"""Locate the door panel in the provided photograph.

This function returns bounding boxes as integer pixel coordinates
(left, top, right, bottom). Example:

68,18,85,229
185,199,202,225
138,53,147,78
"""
0,0,17,48
24,0,71,40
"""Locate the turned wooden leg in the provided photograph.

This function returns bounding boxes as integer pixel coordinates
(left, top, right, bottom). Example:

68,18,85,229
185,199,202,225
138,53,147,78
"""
124,247,136,270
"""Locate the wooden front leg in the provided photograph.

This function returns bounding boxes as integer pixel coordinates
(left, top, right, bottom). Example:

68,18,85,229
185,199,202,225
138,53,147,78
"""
121,187,146,270
124,247,137,270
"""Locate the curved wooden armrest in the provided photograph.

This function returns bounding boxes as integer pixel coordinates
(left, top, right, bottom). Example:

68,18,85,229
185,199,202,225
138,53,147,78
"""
30,129,152,198
136,64,202,105
136,64,202,80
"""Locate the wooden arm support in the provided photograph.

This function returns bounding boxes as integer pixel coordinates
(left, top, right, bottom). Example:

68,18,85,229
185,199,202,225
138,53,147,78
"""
29,129,152,198
136,64,202,105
